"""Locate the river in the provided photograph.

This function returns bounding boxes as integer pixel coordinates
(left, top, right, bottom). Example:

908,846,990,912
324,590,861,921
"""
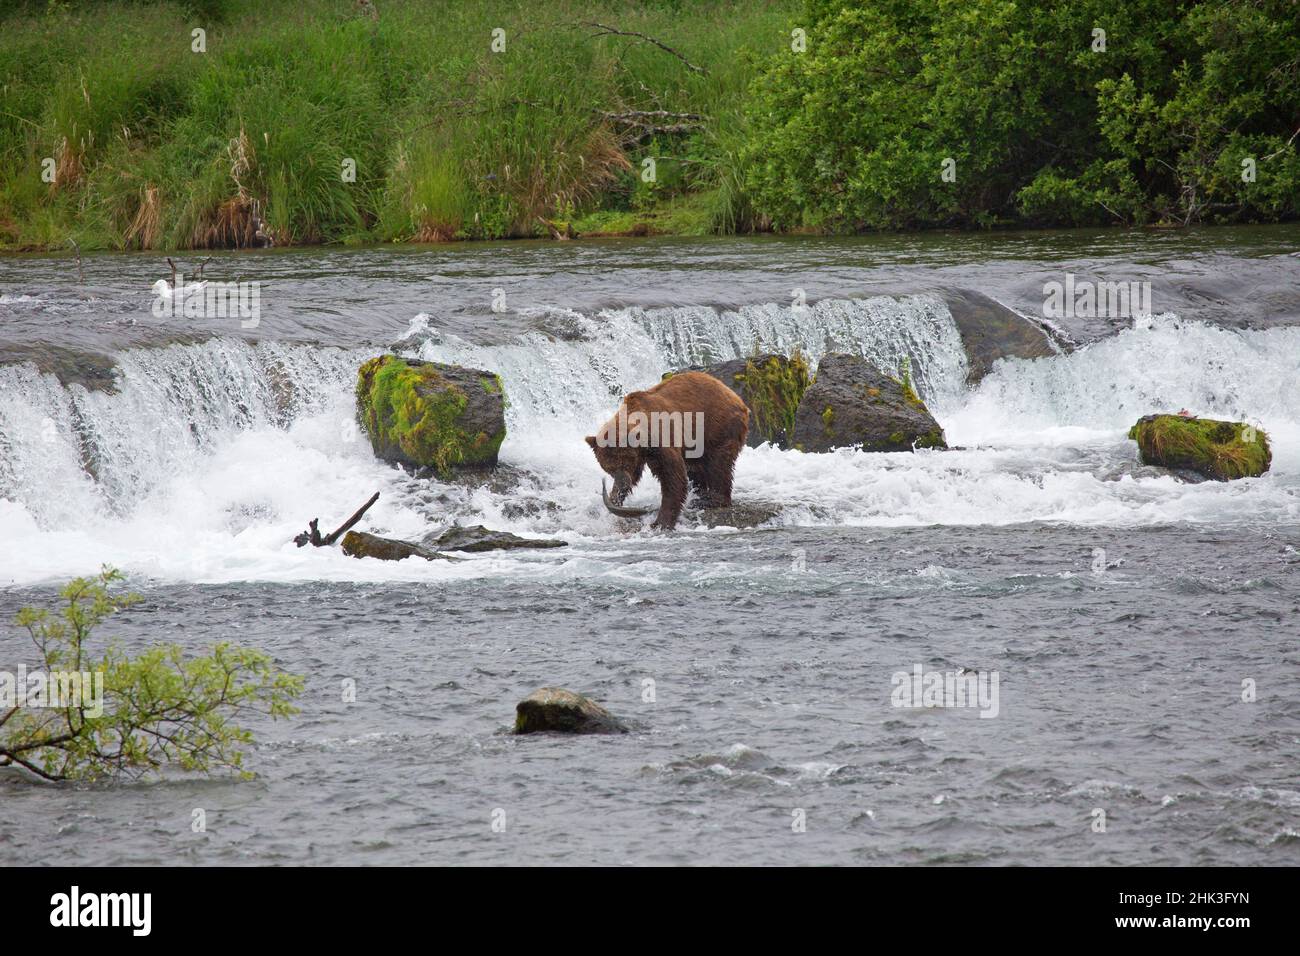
1,227,1297,864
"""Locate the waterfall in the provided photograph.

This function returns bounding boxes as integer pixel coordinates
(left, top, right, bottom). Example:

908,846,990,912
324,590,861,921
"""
0,297,1296,585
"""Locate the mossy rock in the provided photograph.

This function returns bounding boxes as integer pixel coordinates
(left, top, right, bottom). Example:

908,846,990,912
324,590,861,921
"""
791,353,947,453
340,530,452,562
421,525,567,553
357,355,506,475
1128,414,1271,481
514,687,628,735
667,352,811,448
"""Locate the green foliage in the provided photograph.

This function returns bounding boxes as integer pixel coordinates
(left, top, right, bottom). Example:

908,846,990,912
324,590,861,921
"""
1129,414,1271,480
0,568,303,782
742,0,1300,230
0,0,792,250
5,0,1293,244
733,351,810,444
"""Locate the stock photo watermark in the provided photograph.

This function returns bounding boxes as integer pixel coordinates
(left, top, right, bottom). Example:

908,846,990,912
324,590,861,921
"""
0,665,104,718
1043,274,1151,320
151,272,260,328
890,664,1000,718
591,407,706,458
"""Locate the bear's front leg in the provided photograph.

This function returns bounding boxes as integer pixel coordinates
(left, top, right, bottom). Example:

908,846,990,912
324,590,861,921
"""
650,448,688,531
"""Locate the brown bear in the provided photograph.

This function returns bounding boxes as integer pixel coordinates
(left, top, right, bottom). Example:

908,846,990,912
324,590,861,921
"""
586,371,749,530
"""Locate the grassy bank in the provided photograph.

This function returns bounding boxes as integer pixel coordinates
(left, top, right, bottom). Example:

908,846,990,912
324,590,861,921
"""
3,0,1296,252
0,0,790,251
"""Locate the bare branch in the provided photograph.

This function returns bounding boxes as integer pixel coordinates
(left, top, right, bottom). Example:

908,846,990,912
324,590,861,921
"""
583,21,708,75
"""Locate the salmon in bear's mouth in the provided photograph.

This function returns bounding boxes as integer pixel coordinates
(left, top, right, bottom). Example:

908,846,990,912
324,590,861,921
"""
602,479,654,517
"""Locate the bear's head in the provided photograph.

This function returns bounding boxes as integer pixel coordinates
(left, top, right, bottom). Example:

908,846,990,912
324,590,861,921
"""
585,432,641,505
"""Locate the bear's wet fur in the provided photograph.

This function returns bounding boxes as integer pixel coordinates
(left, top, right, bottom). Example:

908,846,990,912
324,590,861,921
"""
586,371,749,530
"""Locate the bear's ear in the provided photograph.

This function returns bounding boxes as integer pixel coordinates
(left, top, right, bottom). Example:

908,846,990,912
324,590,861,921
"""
584,435,597,449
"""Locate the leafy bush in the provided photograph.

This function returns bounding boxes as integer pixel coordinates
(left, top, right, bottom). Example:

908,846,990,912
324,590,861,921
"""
1,568,302,782
741,0,1300,230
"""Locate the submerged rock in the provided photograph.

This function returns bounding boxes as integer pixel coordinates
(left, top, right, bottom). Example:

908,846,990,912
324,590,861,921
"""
790,353,946,453
340,530,451,561
669,353,811,448
0,343,119,393
1128,414,1271,481
421,525,567,553
356,355,506,474
685,501,783,529
514,687,628,735
941,289,1058,382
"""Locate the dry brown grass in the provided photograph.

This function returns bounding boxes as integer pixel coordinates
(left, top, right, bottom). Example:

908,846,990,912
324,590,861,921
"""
122,183,161,249
53,136,85,192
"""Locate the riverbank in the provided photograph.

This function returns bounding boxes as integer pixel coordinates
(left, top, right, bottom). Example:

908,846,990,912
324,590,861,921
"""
0,0,788,252
4,0,1297,253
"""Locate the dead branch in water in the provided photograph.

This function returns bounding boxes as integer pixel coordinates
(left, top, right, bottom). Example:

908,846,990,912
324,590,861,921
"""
67,238,83,284
582,22,708,75
295,492,380,547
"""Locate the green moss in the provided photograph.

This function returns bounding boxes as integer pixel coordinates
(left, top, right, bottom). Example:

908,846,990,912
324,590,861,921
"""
733,351,811,444
479,375,500,395
1129,414,1271,480
897,356,924,408
570,191,717,238
886,430,907,446
915,428,946,449
821,405,835,429
357,355,504,475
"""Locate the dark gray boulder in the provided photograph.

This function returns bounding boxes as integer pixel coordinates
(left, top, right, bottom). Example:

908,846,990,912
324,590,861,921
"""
514,688,628,735
340,530,452,561
791,353,946,453
941,289,1058,383
421,525,567,553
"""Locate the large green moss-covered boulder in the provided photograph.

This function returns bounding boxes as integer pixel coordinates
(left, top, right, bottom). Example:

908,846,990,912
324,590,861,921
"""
357,355,506,474
1128,414,1271,481
667,352,811,448
791,353,946,453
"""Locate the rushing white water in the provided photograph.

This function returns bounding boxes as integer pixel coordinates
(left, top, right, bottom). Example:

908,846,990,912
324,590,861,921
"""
0,298,1296,585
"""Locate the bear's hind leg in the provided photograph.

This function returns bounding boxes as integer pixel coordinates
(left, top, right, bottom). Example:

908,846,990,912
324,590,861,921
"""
650,449,688,530
687,460,712,501
704,440,741,507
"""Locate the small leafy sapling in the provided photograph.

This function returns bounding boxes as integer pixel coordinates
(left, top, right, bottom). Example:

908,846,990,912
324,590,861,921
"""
0,568,303,782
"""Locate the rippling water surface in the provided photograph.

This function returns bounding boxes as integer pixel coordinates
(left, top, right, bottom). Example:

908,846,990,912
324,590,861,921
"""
1,228,1297,865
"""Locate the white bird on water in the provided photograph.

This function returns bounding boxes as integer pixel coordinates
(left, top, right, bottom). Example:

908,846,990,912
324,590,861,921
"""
151,277,210,300
152,256,210,300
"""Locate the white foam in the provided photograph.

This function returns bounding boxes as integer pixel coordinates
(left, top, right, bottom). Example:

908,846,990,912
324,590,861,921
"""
0,306,1295,585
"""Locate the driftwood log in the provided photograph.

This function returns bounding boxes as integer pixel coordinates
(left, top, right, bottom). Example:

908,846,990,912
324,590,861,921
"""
294,492,380,547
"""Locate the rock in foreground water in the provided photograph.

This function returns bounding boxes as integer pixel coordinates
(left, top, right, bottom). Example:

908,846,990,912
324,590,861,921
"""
515,688,628,735
1129,414,1271,480
791,353,946,452
356,355,506,474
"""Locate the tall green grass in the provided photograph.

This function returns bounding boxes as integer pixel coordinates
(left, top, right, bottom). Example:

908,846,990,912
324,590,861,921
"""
0,0,791,250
